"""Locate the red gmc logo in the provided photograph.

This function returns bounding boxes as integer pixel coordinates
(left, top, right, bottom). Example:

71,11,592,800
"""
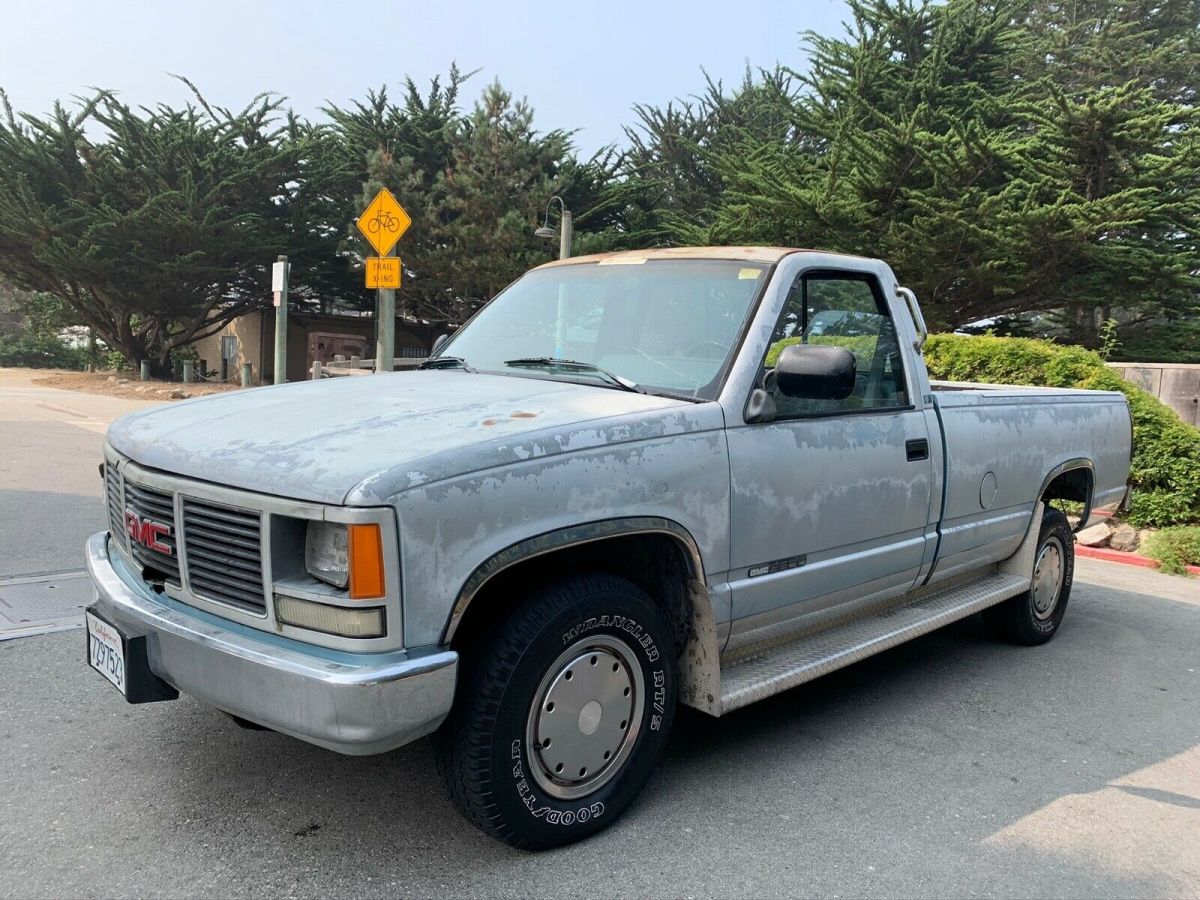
125,509,172,555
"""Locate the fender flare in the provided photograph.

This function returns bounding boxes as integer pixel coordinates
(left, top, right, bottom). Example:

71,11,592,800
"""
441,516,707,645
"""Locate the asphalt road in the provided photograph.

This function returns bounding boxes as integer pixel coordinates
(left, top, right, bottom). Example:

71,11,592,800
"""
1,559,1197,898
1,370,1198,897
0,370,155,577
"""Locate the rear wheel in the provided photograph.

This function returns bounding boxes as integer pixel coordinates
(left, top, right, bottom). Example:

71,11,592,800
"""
435,573,677,849
985,506,1074,645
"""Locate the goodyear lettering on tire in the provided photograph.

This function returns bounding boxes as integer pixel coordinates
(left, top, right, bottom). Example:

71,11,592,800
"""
511,740,605,825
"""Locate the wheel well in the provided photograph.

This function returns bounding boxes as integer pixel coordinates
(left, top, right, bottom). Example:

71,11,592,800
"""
447,533,696,660
1041,465,1093,522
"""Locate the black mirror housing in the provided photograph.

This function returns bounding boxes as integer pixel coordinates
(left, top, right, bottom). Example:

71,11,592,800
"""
774,344,857,400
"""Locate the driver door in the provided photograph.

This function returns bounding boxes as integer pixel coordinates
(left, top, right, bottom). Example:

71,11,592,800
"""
725,269,935,646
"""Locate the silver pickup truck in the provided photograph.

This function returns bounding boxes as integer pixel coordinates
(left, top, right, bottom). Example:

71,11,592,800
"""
86,247,1131,848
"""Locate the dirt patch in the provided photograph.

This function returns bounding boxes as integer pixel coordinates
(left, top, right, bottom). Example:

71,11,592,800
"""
32,370,246,402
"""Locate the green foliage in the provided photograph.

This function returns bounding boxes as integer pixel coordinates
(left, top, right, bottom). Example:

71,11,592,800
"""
924,333,1200,527
3,3,1198,370
765,335,878,368
0,284,89,368
302,72,625,339
0,331,86,368
1112,321,1200,364
0,82,317,373
1142,526,1200,575
103,349,128,371
11,290,76,334
1097,318,1121,361
924,333,1110,388
0,70,615,361
620,68,799,245
630,0,1200,347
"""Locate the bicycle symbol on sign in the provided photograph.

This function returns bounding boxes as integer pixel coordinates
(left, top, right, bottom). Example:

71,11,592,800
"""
367,209,401,235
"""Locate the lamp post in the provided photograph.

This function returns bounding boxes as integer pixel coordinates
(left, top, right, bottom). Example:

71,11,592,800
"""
534,195,572,260
536,196,573,356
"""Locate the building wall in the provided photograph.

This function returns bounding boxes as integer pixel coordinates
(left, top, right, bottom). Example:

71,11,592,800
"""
193,310,429,384
192,314,265,382
1108,362,1200,427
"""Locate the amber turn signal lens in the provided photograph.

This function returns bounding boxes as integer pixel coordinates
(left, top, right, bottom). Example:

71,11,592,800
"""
347,524,385,599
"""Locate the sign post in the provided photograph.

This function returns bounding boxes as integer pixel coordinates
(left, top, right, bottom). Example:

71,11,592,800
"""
271,256,289,384
356,188,412,374
375,246,397,374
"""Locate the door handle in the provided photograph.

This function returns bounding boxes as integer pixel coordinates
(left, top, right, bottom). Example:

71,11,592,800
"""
906,438,929,462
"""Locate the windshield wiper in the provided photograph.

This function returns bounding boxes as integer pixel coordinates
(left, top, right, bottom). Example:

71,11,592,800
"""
503,357,644,393
418,356,475,372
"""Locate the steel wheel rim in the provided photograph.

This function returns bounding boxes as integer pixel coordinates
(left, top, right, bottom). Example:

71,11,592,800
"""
525,634,645,801
1032,536,1065,620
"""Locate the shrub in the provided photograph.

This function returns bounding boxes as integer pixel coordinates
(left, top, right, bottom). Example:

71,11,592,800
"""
1142,526,1200,575
1113,322,1200,365
103,349,129,371
0,332,87,369
765,335,878,368
923,334,1200,528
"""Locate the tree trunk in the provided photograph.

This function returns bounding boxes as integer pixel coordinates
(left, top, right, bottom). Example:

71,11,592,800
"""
1065,302,1100,348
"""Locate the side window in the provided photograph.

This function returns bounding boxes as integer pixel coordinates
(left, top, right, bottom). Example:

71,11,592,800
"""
762,273,909,418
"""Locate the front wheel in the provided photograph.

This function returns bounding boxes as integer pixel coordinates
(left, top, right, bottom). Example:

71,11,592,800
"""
984,506,1074,645
434,573,678,849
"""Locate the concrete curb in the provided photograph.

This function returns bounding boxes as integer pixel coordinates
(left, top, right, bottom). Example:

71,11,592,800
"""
1074,543,1200,576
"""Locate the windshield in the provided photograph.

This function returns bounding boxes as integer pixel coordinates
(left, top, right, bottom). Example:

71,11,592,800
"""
438,258,769,400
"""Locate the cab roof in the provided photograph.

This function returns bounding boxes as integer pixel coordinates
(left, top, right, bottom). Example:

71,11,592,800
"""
534,246,800,268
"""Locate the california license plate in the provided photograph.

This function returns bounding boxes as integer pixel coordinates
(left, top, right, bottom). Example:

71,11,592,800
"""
86,610,126,695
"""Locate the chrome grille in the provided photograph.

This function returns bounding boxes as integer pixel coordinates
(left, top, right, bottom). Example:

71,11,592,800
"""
104,462,126,550
182,499,266,613
123,481,181,584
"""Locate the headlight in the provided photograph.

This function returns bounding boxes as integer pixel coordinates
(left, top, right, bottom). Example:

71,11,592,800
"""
304,521,386,599
305,522,349,588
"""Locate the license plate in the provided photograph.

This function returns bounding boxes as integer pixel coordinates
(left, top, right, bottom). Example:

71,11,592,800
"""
86,610,126,696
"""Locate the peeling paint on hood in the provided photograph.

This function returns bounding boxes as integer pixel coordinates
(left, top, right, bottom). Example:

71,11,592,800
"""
105,370,700,505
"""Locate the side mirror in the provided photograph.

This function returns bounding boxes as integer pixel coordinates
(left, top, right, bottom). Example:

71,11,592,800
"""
431,333,450,355
774,344,856,400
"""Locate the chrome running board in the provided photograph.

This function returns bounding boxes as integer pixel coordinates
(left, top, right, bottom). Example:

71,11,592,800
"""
718,571,1029,714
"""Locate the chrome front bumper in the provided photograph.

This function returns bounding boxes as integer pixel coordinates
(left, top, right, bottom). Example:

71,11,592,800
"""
85,532,458,755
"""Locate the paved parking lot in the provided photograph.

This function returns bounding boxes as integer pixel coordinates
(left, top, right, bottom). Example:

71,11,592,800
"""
1,559,1196,898
1,370,1197,898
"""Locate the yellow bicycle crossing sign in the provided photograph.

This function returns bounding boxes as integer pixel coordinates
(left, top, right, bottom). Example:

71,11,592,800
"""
356,188,411,256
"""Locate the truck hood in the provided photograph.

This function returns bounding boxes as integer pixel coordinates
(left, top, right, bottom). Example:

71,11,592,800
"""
107,370,705,505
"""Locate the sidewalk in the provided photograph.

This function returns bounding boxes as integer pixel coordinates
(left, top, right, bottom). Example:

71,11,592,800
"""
0,367,161,438
0,368,164,578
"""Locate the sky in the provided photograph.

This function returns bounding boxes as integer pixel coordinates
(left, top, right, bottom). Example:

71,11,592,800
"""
0,0,850,156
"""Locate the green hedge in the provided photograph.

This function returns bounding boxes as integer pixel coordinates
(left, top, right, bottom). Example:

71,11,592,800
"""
0,332,87,369
765,335,878,369
924,334,1200,528
1142,527,1200,575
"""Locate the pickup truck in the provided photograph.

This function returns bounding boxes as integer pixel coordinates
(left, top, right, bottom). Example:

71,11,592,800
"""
85,247,1132,849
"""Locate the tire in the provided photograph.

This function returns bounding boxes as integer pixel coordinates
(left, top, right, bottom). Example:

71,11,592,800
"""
984,506,1074,645
434,572,678,850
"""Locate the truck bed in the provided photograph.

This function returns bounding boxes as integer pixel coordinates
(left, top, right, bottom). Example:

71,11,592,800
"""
927,381,1131,580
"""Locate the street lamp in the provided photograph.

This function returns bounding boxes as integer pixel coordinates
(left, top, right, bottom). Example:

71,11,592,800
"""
535,195,573,260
